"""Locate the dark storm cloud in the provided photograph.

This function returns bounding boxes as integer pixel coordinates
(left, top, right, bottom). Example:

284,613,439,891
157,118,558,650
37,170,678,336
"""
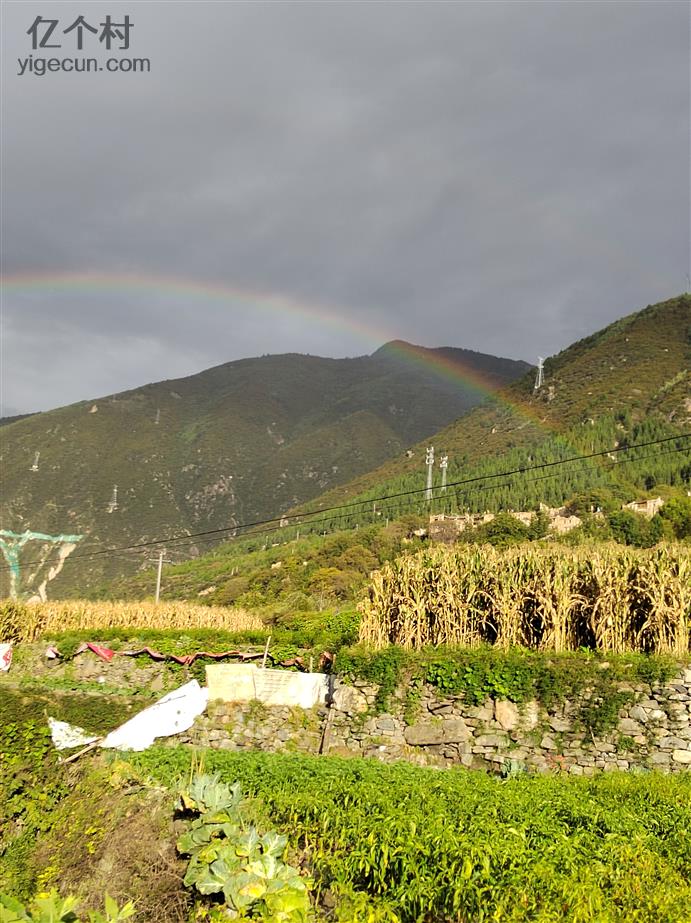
1,0,689,413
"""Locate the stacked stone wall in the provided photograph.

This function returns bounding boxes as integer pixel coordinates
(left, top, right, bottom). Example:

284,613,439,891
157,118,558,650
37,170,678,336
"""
179,668,691,774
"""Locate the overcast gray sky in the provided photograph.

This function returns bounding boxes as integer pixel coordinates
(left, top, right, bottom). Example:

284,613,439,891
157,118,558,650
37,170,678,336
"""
1,0,689,415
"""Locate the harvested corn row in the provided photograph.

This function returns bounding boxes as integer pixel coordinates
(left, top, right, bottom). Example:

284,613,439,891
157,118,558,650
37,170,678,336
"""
359,543,691,654
0,599,263,642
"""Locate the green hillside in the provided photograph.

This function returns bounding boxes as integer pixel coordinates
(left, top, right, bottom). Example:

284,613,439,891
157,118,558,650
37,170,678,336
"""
293,295,690,519
0,343,528,596
107,296,690,611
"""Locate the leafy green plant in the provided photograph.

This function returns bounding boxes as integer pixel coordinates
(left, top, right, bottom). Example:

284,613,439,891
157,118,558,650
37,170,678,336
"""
0,891,134,923
177,774,312,921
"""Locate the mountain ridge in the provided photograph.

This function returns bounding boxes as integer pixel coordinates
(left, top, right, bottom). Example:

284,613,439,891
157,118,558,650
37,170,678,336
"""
0,340,529,596
289,295,690,516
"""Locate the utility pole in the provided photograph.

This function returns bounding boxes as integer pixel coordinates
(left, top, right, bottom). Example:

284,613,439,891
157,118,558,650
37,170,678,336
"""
155,549,172,603
534,357,544,391
155,550,164,604
440,455,448,493
425,446,435,501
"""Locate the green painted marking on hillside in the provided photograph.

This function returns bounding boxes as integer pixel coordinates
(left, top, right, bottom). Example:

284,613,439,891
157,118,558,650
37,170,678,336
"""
0,529,84,599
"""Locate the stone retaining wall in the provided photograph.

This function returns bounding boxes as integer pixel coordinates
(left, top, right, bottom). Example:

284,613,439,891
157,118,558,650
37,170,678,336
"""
6,646,690,773
178,667,691,774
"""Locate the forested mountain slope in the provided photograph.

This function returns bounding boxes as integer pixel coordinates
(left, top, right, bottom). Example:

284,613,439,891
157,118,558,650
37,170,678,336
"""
293,295,690,520
0,343,528,595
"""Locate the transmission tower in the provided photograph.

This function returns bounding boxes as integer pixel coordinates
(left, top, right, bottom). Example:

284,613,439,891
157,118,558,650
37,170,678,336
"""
107,485,118,513
440,454,448,493
30,451,40,472
425,446,435,501
534,357,544,391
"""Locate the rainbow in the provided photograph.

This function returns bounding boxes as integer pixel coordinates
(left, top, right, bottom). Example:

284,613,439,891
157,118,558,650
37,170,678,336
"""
3,269,548,433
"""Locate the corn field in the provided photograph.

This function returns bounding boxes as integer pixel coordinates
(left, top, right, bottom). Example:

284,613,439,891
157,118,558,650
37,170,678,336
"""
0,599,264,643
359,543,691,655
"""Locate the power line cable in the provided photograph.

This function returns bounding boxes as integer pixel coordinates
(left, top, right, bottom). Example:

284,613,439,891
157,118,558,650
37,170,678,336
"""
1,435,687,573
93,442,691,571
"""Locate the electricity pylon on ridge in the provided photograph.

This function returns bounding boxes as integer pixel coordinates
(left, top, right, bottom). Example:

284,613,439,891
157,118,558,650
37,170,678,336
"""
534,357,544,391
107,485,118,513
425,446,435,501
440,454,448,493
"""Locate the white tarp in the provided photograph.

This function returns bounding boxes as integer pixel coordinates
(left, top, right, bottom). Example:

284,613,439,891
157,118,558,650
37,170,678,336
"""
206,664,328,709
101,679,208,751
48,717,99,750
47,679,208,754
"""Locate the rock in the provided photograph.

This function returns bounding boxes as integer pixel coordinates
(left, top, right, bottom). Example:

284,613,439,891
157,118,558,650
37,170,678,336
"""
628,705,648,724
593,741,615,752
618,718,644,735
427,702,454,715
442,718,471,743
659,737,687,750
405,717,470,746
672,749,691,764
520,700,540,730
465,702,494,721
475,732,509,748
667,703,688,716
541,736,558,750
405,722,445,746
494,700,520,731
332,684,369,715
549,716,572,733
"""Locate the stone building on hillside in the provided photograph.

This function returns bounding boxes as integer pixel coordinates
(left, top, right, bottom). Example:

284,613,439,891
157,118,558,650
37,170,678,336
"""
429,496,665,543
428,505,582,542
623,497,664,518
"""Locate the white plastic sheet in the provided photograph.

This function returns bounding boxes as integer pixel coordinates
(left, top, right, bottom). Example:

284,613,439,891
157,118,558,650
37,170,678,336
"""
48,717,99,750
100,679,208,751
47,679,208,754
